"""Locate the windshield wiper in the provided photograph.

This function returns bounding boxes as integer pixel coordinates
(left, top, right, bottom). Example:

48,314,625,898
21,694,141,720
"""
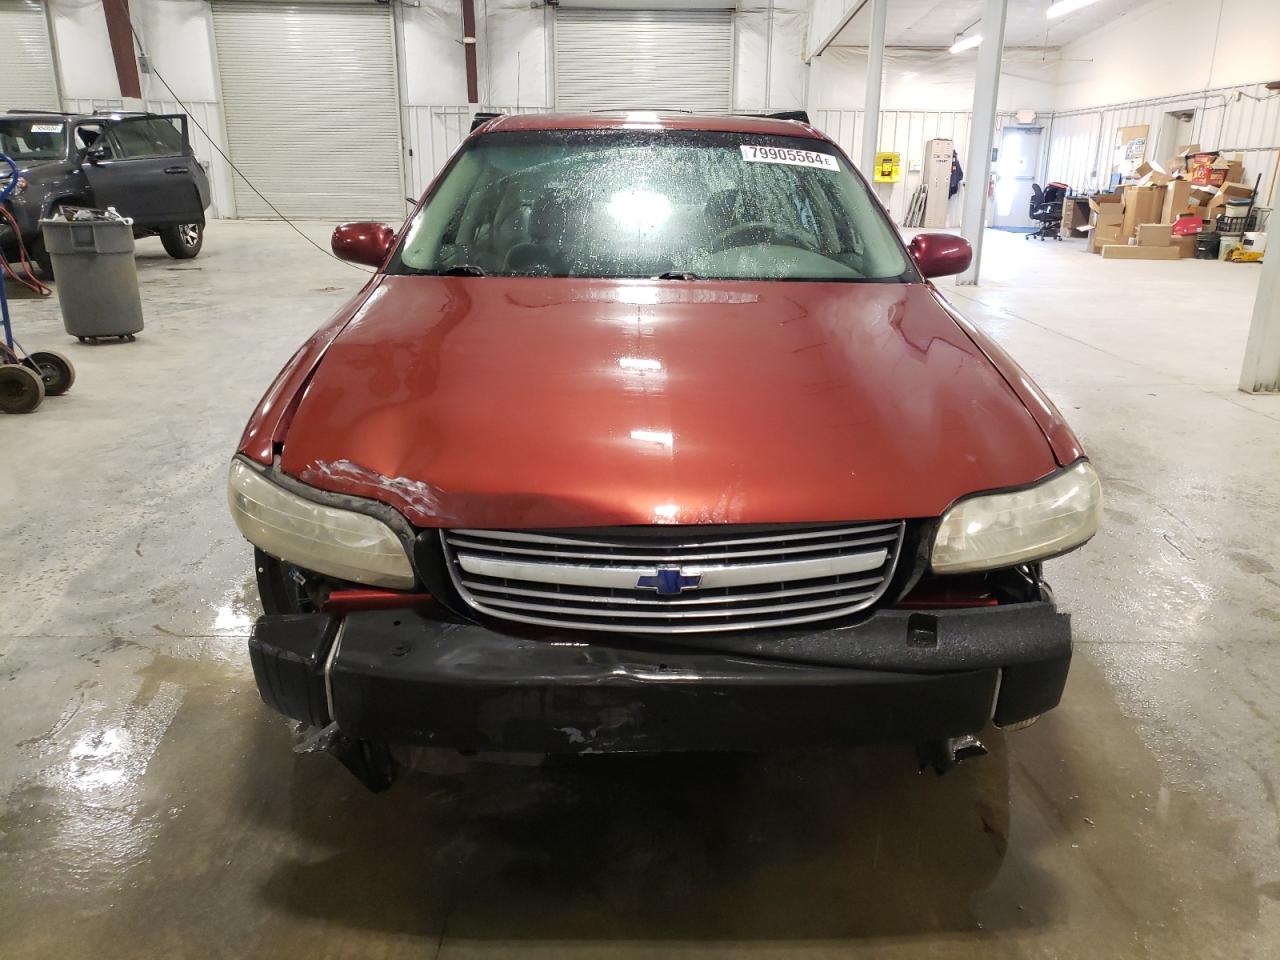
439,264,487,276
656,270,700,280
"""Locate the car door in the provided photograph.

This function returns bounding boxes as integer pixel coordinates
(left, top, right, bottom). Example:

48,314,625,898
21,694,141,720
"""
80,116,205,227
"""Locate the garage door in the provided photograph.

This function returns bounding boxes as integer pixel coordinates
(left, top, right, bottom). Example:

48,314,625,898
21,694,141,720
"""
211,1,404,220
554,9,733,113
0,0,59,112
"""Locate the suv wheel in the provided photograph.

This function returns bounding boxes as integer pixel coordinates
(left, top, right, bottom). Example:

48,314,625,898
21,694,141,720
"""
160,223,204,259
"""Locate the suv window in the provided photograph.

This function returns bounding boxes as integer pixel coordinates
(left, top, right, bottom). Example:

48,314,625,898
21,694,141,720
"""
103,117,184,159
74,123,105,152
0,118,66,161
390,129,911,282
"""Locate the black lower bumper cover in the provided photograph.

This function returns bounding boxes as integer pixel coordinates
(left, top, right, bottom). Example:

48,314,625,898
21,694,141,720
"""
248,604,1070,754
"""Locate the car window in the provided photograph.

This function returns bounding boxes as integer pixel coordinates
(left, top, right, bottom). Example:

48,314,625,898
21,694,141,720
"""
103,117,184,159
390,129,911,283
0,119,66,161
75,123,105,152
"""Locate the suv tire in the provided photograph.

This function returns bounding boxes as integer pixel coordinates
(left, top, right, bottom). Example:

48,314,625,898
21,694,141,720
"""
160,223,203,259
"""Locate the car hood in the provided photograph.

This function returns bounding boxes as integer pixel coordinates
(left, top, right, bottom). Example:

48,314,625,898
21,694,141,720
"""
278,276,1059,528
14,159,61,176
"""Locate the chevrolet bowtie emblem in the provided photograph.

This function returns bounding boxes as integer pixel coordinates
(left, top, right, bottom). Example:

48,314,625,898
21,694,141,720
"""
636,567,702,595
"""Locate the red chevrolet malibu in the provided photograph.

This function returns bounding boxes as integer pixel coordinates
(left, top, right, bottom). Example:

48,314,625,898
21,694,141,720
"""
230,112,1100,790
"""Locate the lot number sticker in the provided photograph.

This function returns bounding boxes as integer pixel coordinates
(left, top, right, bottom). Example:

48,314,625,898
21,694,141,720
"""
30,124,62,133
740,144,839,171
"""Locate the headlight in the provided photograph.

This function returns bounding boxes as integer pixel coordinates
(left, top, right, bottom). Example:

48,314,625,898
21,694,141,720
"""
931,461,1102,574
227,459,416,589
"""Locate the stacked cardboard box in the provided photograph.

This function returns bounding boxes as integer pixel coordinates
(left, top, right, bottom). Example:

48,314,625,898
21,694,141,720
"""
1102,220,1179,260
1084,194,1124,252
1086,143,1253,260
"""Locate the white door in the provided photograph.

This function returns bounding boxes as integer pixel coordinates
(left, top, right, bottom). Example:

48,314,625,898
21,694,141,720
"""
992,126,1042,228
211,1,405,220
554,9,733,113
1158,110,1195,165
0,0,59,111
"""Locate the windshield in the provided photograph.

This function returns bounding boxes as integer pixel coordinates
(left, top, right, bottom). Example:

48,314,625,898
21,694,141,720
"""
390,129,912,282
0,118,67,162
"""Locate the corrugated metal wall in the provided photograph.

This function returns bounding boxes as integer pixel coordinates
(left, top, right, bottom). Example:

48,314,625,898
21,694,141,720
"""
1045,82,1280,207
401,105,553,198
810,109,1031,227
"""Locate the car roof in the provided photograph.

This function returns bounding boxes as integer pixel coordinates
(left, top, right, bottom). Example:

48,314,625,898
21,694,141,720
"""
3,110,153,122
479,111,826,140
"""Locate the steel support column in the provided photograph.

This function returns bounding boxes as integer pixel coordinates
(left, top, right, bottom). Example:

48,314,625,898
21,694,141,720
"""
1239,242,1280,393
461,0,479,105
956,0,1008,286
860,0,887,176
101,0,142,100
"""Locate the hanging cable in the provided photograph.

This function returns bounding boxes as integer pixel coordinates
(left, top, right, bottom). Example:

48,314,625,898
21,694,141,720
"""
126,21,372,273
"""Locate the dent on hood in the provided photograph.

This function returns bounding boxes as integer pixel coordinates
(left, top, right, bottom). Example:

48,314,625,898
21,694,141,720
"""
299,459,447,518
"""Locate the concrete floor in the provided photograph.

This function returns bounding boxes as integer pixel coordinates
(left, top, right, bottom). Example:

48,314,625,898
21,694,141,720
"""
2,223,1278,958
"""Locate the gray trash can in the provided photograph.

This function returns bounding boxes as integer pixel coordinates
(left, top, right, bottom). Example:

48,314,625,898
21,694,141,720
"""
41,217,144,341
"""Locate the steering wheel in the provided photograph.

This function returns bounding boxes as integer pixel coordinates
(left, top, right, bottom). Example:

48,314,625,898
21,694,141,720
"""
712,220,816,253
0,154,17,201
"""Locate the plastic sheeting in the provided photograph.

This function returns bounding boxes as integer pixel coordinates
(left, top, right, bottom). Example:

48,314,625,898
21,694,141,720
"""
734,0,808,112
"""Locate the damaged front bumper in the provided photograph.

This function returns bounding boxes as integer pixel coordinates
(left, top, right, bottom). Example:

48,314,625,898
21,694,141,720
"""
248,600,1071,755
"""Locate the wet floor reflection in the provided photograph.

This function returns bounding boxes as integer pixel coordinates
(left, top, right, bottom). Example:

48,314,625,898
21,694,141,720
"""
251,735,1045,944
0,651,1266,958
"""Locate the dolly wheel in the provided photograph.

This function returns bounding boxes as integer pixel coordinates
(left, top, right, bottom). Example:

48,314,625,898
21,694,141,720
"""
0,364,46,413
24,351,76,396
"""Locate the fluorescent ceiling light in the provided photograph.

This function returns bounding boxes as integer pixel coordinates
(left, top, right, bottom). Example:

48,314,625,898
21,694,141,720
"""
949,34,982,54
1047,0,1104,19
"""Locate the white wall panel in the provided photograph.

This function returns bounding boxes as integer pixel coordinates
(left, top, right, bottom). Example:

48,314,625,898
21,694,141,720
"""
402,105,552,198
734,0,808,111
812,108,976,226
47,0,119,101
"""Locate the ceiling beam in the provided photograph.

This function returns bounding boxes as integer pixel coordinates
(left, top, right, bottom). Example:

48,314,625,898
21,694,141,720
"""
806,0,870,63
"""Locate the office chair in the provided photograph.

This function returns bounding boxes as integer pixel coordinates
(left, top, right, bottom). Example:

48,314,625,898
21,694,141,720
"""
1026,182,1066,241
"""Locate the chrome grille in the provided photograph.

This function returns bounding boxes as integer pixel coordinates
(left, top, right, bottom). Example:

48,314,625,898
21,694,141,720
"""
441,522,906,634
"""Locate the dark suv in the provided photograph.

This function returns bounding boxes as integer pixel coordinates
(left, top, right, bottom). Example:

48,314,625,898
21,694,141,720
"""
0,110,211,276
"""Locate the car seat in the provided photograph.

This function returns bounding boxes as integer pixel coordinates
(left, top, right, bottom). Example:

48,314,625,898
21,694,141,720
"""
503,192,571,275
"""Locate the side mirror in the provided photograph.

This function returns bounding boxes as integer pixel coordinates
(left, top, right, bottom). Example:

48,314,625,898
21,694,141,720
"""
908,233,972,279
85,144,109,164
331,222,396,268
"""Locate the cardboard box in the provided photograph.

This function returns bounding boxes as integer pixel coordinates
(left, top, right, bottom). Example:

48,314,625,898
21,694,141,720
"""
1122,184,1167,239
1134,160,1173,186
1101,244,1181,260
1171,236,1196,258
1209,156,1243,187
1204,181,1254,219
1088,193,1123,215
1137,223,1172,247
1187,151,1220,185
1162,180,1198,222
1090,223,1124,253
1170,144,1201,172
